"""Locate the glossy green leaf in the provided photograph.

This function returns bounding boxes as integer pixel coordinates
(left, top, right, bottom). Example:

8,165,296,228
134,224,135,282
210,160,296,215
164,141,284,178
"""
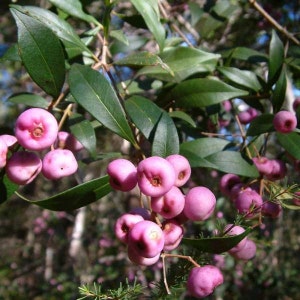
138,47,220,82
218,67,262,92
47,0,100,26
8,93,49,108
151,111,180,157
10,7,65,98
110,30,129,46
69,64,136,145
205,151,259,177
12,5,91,55
182,227,252,254
68,114,97,157
130,0,165,51
246,114,274,136
276,132,300,160
0,44,21,62
22,176,111,211
272,67,287,113
0,174,19,204
268,30,284,86
168,78,248,108
221,47,268,62
169,111,197,128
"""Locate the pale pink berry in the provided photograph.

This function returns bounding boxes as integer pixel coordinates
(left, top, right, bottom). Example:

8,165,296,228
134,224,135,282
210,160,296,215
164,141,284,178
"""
261,201,282,218
235,188,263,216
273,110,297,133
166,154,191,187
56,131,84,152
187,265,224,299
137,156,176,197
183,186,216,221
114,213,144,244
231,239,256,260
127,245,160,266
238,107,258,124
6,151,42,185
151,186,185,219
252,156,273,176
0,134,18,148
42,149,78,180
162,219,184,251
107,158,137,192
15,108,58,151
0,138,8,168
127,220,165,258
224,224,248,254
219,173,242,197
265,159,287,181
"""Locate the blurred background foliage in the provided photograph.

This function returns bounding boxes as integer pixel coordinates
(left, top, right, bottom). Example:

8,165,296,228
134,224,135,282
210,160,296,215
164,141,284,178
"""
0,0,300,299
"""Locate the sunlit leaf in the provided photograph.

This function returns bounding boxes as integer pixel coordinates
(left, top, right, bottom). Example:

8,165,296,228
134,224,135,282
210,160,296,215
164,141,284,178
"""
276,132,300,160
8,93,49,108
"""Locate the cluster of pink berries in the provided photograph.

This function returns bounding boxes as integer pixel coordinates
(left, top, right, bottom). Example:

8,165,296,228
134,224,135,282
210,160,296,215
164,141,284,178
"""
107,154,224,298
0,108,83,185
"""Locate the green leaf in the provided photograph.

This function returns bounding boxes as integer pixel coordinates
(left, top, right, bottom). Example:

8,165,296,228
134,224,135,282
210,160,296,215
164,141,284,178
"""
276,132,300,160
130,0,165,51
205,151,259,177
218,67,262,92
69,64,136,145
272,67,287,113
138,47,220,82
169,111,197,128
22,176,111,211
0,174,19,204
168,78,248,108
68,114,97,157
246,114,274,136
11,5,91,55
182,227,252,254
10,7,65,98
47,0,101,26
221,47,268,62
268,30,284,86
151,111,180,157
0,44,21,62
110,30,129,46
8,93,49,108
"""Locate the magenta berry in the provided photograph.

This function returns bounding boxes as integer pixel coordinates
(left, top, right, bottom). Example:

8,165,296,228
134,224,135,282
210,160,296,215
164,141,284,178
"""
273,110,297,133
162,219,184,251
261,201,282,218
265,159,287,181
127,245,160,266
107,158,137,192
56,131,84,152
187,265,224,299
224,224,248,253
252,156,273,176
42,149,78,180
166,154,191,187
183,186,216,221
0,134,17,148
6,151,42,185
15,108,58,151
234,188,263,216
127,220,165,258
231,239,256,260
137,156,176,197
219,173,242,197
0,139,8,169
238,107,257,124
114,213,144,244
151,186,185,219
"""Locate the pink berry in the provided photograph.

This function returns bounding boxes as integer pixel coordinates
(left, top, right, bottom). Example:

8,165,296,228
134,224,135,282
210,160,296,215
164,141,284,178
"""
129,207,151,220
273,110,297,133
265,159,287,181
224,224,248,253
293,97,300,111
114,213,144,244
183,186,216,221
0,138,8,169
187,265,224,299
235,188,263,216
56,131,84,152
166,154,191,187
42,149,78,180
162,219,184,251
6,151,42,185
151,186,185,219
127,244,161,266
219,173,242,197
0,134,18,148
252,156,273,176
238,107,257,124
107,158,137,192
231,239,256,260
127,220,164,258
15,108,58,151
137,156,176,197
261,201,282,218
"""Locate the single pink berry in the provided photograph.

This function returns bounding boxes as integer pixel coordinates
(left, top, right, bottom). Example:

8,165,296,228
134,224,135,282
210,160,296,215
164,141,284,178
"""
56,131,84,152
15,108,58,151
273,110,297,133
0,134,18,148
238,107,257,124
166,154,191,187
42,149,78,180
129,207,151,220
107,158,137,192
151,186,185,219
127,244,161,266
219,173,242,197
265,159,287,181
252,156,273,176
230,239,256,260
6,151,42,185
183,186,216,221
162,219,184,251
261,201,282,218
137,156,176,197
0,138,8,168
114,213,144,244
187,265,224,299
127,220,165,258
234,188,263,216
224,224,248,254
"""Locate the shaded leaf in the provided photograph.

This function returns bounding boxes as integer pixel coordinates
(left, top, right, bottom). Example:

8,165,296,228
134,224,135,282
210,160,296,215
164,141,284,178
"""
8,93,49,108
169,111,197,128
10,7,65,98
0,174,19,204
272,67,287,113
110,29,129,46
0,44,21,62
276,132,300,160
69,64,136,145
246,114,274,136
182,227,252,254
221,47,268,62
22,176,111,211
